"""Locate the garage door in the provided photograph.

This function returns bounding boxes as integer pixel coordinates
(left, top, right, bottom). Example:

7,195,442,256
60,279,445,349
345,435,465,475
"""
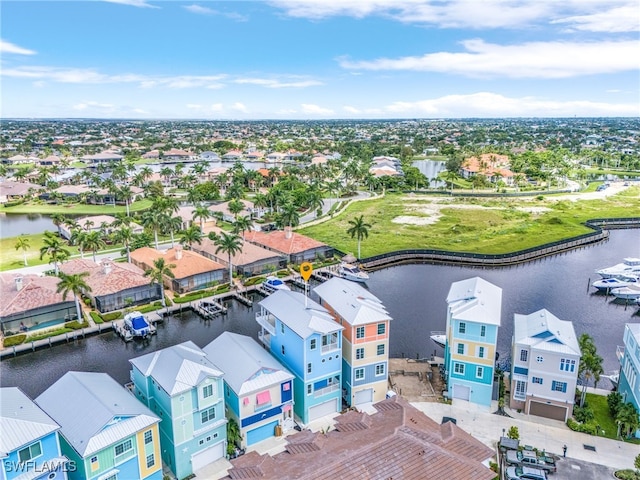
452,384,470,401
529,401,568,421
191,441,224,471
308,398,338,422
354,388,373,405
247,421,279,446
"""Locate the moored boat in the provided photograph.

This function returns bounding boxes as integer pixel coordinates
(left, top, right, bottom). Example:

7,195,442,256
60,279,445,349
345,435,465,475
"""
601,371,620,388
596,257,640,279
430,331,446,349
592,275,638,292
337,262,370,283
123,311,153,338
262,276,291,293
611,284,640,301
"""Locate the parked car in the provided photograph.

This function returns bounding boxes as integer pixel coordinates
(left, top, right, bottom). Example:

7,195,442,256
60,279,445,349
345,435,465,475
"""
505,466,548,480
506,450,556,473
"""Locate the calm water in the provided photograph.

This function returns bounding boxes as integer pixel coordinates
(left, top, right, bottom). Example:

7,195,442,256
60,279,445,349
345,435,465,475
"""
0,212,56,238
1,229,639,399
412,159,446,188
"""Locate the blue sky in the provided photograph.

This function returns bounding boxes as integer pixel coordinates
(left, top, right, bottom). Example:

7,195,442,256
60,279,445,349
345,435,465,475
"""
2,0,639,119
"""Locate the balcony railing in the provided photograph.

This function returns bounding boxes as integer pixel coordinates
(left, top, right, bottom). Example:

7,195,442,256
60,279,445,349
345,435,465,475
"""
256,313,276,335
314,383,339,398
321,343,339,354
616,345,625,363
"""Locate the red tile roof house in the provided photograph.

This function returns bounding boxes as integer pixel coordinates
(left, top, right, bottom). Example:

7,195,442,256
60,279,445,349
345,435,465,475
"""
192,231,287,278
60,258,161,313
461,153,515,186
223,396,495,480
0,273,76,336
244,228,333,264
130,246,227,294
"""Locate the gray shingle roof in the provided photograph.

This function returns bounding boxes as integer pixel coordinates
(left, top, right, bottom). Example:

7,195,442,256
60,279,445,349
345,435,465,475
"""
35,372,159,457
0,387,60,455
203,332,294,396
129,340,223,396
259,290,343,339
446,277,502,326
314,277,391,326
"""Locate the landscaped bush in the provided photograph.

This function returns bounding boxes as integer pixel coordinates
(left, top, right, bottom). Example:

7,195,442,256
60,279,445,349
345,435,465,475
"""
567,418,597,435
573,405,595,424
27,328,73,342
244,276,266,287
3,334,27,347
101,311,122,321
615,470,640,480
138,304,163,313
65,320,89,330
90,312,104,324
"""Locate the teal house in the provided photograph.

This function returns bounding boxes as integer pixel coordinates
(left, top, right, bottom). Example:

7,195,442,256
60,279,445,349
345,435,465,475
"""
1,387,68,480
129,341,227,479
35,372,162,480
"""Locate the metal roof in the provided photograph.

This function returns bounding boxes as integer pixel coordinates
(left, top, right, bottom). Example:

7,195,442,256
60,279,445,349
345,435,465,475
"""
129,340,223,396
446,277,502,326
203,332,294,396
314,277,391,326
259,290,343,339
35,372,159,457
0,387,60,455
514,309,580,356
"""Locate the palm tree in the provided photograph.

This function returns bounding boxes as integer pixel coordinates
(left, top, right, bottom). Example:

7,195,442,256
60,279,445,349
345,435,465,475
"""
112,226,135,263
444,170,459,194
192,204,213,232
118,185,134,216
56,272,91,323
14,235,30,266
214,232,243,287
578,333,604,407
39,231,71,275
347,215,372,259
227,199,245,219
84,231,106,262
278,202,300,229
616,402,639,439
69,228,88,259
179,225,203,250
144,257,175,308
232,215,253,240
56,272,92,324
141,209,164,249
51,213,67,237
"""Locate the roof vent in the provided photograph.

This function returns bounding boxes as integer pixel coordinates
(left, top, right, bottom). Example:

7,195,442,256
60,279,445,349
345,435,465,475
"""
15,277,23,291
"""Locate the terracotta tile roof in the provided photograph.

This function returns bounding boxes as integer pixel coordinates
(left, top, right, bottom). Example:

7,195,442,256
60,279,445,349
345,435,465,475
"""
462,153,514,178
60,259,149,297
244,230,328,256
225,397,495,480
194,233,284,267
0,273,69,317
130,247,225,280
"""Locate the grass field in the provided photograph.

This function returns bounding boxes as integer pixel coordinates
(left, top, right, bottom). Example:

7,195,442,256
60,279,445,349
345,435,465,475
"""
0,233,81,271
299,187,640,257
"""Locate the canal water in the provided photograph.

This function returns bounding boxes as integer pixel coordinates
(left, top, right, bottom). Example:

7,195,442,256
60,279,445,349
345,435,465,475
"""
1,229,639,399
0,212,56,238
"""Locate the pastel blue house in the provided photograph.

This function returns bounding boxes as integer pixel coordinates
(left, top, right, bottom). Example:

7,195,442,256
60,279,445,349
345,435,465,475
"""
35,372,162,480
444,277,502,407
618,323,640,437
1,387,68,480
203,332,295,448
129,341,227,479
256,290,344,425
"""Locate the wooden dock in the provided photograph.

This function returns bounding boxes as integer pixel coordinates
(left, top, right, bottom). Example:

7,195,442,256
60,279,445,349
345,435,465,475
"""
193,300,228,320
112,320,133,342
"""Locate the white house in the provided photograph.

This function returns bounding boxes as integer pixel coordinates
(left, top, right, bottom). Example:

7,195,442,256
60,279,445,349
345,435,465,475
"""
510,308,581,421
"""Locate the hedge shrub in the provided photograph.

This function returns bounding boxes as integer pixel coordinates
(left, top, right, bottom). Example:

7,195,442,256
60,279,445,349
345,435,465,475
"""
567,418,597,435
102,311,122,321
3,334,27,347
90,312,104,324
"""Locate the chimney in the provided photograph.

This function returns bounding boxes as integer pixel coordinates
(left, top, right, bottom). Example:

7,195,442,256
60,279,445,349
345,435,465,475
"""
175,245,183,260
102,260,112,275
284,226,293,239
15,277,23,291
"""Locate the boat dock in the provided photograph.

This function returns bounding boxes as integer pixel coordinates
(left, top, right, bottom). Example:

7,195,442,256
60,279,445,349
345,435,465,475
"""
112,318,156,342
193,300,228,320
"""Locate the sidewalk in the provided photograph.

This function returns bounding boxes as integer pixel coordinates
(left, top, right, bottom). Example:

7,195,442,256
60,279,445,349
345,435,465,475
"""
411,399,636,471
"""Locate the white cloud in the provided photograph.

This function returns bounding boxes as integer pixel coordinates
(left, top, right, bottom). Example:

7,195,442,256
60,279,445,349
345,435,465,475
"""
184,4,215,15
210,103,224,112
104,0,159,8
551,4,639,32
73,101,115,111
343,105,361,113
0,39,36,55
235,77,323,88
339,39,639,78
232,102,248,112
301,103,334,115
382,92,639,117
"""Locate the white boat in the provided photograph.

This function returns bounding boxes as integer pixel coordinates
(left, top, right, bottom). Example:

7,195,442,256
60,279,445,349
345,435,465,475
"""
123,311,153,338
430,331,446,349
602,371,620,388
592,275,638,292
596,257,640,279
262,276,291,293
337,262,369,283
611,284,640,300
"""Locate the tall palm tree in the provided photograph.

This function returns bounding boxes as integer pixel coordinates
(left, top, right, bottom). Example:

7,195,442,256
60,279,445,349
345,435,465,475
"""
192,204,213,232
444,170,459,194
227,198,245,219
112,226,135,263
56,272,91,323
39,231,70,275
347,215,372,259
56,272,92,324
14,235,30,266
278,202,300,229
232,215,253,240
84,231,106,263
214,232,243,287
69,228,88,259
578,333,604,407
144,257,176,308
141,209,164,249
51,213,67,237
179,225,203,250
616,402,639,439
118,185,134,216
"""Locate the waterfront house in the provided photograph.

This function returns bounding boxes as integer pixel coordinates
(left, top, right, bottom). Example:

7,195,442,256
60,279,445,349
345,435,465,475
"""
81,152,124,165
0,273,76,335
460,153,515,185
510,309,581,421
203,332,295,448
208,200,259,223
35,372,162,480
0,387,68,480
618,323,640,437
193,229,286,277
130,246,226,293
224,396,495,480
199,151,220,162
59,215,143,240
0,180,45,204
162,148,192,163
60,258,161,313
444,277,502,407
129,341,227,479
256,290,344,425
314,277,392,407
244,228,333,264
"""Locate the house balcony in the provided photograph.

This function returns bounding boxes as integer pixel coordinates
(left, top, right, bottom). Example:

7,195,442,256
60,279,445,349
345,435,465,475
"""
321,343,339,354
256,312,276,336
258,330,272,348
616,345,625,364
314,383,339,398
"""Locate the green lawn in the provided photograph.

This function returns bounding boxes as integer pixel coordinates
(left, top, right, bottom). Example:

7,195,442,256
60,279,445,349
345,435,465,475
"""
585,393,618,439
0,233,81,271
299,188,640,257
2,199,152,215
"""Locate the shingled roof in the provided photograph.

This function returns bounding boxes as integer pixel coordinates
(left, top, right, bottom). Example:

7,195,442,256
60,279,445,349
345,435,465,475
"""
225,396,495,480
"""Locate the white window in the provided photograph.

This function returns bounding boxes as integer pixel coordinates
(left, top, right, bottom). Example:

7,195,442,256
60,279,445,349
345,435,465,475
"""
478,346,485,359
514,380,527,399
90,456,99,472
280,322,284,334
532,377,543,384
536,355,544,363
458,322,466,334
356,348,364,359
476,366,483,378
453,363,465,375
377,323,386,335
377,344,385,355
310,339,316,350
375,364,385,376
203,384,213,398
356,326,365,339
560,358,576,372
18,442,42,463
520,350,528,362
307,384,312,395
146,454,155,468
114,439,132,457
457,343,465,355
307,363,312,374
355,368,364,380
201,407,216,423
144,430,153,444
480,325,486,337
